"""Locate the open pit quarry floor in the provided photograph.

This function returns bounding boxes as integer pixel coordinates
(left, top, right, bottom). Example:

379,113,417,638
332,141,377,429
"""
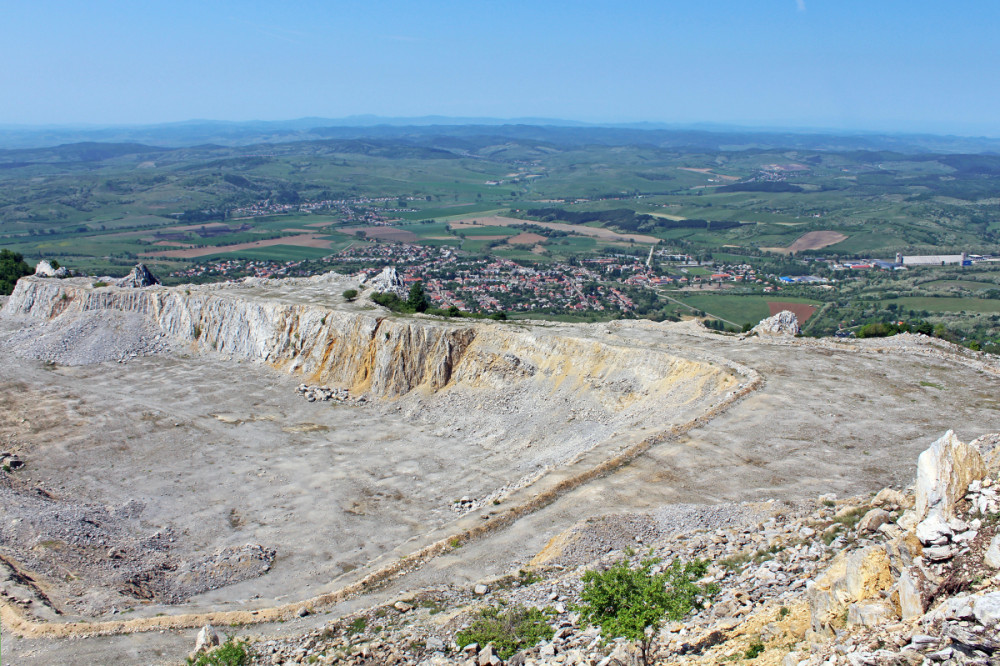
1,279,1000,664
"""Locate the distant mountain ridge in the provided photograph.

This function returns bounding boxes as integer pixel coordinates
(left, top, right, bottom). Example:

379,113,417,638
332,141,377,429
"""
1,118,999,154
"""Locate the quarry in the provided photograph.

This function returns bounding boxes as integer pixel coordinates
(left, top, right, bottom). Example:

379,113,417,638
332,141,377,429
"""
1,269,1000,665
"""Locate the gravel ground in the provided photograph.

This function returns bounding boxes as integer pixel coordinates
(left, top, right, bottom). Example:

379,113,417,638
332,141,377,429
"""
0,310,170,365
0,469,275,616
544,503,768,568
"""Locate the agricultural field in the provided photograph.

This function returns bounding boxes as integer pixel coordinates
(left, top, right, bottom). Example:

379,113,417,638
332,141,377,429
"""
668,293,822,327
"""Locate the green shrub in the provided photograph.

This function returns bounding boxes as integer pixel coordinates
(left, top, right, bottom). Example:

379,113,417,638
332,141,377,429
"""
342,288,358,302
407,281,429,312
744,641,765,659
186,637,249,666
92,280,109,288
577,555,717,666
0,248,32,295
455,604,554,660
833,505,870,528
346,616,366,635
371,291,412,313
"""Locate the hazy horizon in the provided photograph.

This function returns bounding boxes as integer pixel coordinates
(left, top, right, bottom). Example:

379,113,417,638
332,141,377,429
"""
3,1,999,136
3,115,1000,140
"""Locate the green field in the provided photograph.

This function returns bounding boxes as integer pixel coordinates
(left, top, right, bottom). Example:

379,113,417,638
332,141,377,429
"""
670,293,821,325
451,225,518,237
882,296,1000,314
397,204,502,221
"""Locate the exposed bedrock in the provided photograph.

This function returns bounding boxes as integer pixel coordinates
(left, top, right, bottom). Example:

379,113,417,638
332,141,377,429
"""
4,275,744,411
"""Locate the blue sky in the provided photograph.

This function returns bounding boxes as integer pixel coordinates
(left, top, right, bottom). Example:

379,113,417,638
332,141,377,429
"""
2,1,998,134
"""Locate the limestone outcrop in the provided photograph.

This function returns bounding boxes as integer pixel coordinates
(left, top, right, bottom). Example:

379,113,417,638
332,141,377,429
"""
751,309,799,336
807,545,893,634
116,263,160,288
33,260,67,278
362,266,407,298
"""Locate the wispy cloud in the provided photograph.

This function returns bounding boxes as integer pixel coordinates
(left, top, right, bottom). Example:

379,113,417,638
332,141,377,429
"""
796,0,806,11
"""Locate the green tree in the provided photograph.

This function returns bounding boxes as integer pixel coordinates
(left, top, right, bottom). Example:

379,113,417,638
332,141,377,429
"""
0,249,32,295
578,554,717,666
342,288,359,302
407,281,429,313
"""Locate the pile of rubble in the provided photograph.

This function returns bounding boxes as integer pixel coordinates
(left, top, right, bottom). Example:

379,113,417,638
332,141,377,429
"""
0,310,171,366
206,427,1000,666
295,384,366,405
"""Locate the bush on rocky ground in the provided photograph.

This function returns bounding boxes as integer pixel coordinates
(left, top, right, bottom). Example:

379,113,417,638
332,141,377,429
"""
577,552,717,666
455,604,555,659
186,637,248,666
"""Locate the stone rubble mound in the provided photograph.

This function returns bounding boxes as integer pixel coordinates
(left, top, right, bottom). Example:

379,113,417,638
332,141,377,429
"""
363,266,407,298
752,310,800,336
0,309,171,366
244,428,1000,666
296,384,366,405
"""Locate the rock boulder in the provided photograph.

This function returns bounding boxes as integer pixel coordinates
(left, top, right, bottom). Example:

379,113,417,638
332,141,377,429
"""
914,430,986,522
34,260,57,277
194,624,220,653
808,545,893,633
365,266,407,298
751,310,799,336
116,263,160,288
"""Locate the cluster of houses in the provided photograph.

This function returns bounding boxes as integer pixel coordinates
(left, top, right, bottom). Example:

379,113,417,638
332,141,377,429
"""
229,196,416,223
338,244,639,314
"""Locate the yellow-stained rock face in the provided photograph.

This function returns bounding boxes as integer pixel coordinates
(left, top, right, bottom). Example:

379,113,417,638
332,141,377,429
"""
808,545,893,634
5,276,738,414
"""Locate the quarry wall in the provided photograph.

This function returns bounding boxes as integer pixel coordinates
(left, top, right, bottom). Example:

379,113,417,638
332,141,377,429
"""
4,276,744,411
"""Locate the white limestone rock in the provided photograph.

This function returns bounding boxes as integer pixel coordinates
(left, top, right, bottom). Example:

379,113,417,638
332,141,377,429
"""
914,430,986,522
896,569,925,620
366,266,407,298
194,624,220,653
972,592,1000,626
985,533,1000,569
34,260,58,277
115,263,160,288
751,310,799,336
915,514,953,546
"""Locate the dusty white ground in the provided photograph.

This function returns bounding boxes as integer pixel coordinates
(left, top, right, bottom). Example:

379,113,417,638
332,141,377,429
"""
1,305,999,664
